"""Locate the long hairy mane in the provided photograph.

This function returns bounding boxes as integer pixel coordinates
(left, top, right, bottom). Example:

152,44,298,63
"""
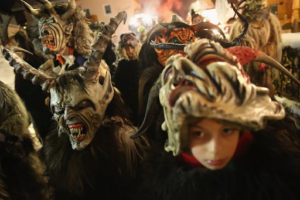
26,3,93,58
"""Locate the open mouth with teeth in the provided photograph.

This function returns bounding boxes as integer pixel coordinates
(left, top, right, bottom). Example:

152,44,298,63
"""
41,29,56,50
68,124,86,141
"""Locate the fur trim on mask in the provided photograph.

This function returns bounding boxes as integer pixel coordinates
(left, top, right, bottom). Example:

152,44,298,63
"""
117,41,142,61
134,118,300,200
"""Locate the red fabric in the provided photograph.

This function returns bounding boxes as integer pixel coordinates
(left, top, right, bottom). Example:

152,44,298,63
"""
257,63,267,71
180,132,254,167
56,47,74,65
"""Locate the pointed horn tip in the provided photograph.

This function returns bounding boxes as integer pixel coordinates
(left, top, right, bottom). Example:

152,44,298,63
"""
122,12,127,24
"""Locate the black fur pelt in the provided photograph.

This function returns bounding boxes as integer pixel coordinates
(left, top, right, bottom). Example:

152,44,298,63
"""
44,91,141,200
45,124,137,200
103,41,117,76
113,59,140,126
0,132,48,200
134,120,300,200
14,31,54,141
138,64,163,124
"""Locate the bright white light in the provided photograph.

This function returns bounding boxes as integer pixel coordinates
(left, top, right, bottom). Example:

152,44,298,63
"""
129,17,138,26
212,29,220,35
142,15,152,25
202,9,218,25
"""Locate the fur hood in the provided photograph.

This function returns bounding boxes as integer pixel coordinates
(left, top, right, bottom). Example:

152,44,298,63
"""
135,120,300,200
117,42,142,61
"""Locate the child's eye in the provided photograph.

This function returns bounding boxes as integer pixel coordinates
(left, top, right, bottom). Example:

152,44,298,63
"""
193,131,204,138
223,128,234,135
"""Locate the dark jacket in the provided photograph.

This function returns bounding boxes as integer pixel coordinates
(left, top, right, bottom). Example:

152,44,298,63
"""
113,59,140,126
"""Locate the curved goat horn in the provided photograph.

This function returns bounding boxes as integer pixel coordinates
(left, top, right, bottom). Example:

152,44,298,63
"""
192,22,226,39
2,46,55,92
146,24,166,44
61,0,76,21
0,16,12,46
131,82,161,139
20,0,44,18
226,46,300,85
219,2,248,48
81,11,127,79
36,0,57,16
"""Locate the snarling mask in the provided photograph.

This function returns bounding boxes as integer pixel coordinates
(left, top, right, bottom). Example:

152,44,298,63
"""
50,69,113,150
132,38,300,155
2,11,127,150
154,28,195,66
21,0,84,55
147,2,250,67
38,14,73,53
120,32,139,48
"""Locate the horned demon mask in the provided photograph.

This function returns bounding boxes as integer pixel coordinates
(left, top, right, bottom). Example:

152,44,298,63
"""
131,38,300,155
2,11,127,150
21,0,76,54
154,27,195,66
234,0,269,22
148,2,249,67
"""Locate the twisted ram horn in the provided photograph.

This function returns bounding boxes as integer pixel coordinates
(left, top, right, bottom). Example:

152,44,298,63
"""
61,0,76,21
0,16,12,46
2,46,55,91
81,11,127,80
233,0,247,18
191,22,226,39
226,46,300,85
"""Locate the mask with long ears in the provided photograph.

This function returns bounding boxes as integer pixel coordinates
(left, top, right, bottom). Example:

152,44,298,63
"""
2,11,127,150
21,0,76,54
131,39,296,156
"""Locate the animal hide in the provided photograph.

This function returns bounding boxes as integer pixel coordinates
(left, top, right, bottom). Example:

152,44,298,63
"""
134,119,300,200
44,92,142,200
113,59,140,126
0,81,48,200
230,13,282,79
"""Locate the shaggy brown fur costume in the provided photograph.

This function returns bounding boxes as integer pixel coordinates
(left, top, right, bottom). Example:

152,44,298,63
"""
0,81,48,200
230,4,282,81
